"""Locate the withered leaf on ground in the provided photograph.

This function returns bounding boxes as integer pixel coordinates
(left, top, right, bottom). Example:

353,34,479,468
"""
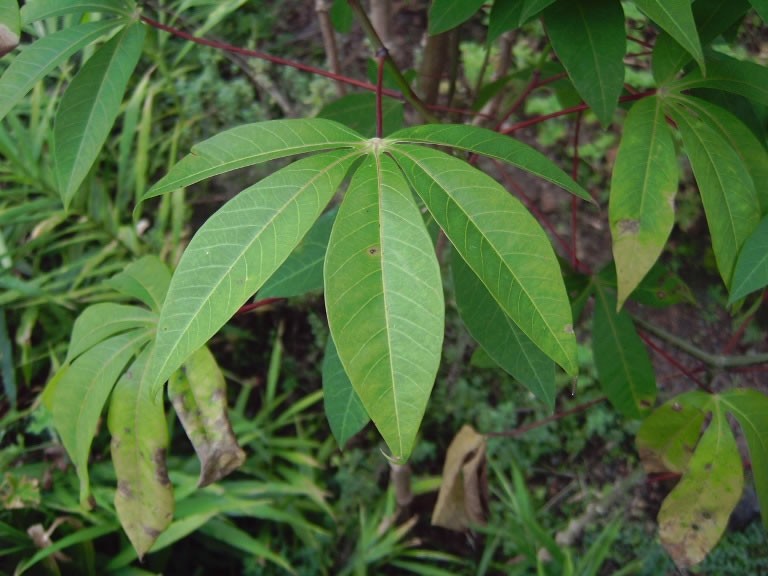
432,424,488,532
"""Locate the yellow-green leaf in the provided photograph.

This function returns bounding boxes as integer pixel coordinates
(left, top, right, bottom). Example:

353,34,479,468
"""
610,96,678,308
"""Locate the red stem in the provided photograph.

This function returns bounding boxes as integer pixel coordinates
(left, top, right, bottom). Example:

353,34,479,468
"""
376,48,386,138
626,34,653,50
639,331,712,393
502,90,656,134
140,14,404,100
486,396,606,438
494,70,541,131
237,298,283,315
570,111,583,271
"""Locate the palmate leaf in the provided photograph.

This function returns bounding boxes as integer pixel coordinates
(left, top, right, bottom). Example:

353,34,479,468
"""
108,347,173,560
390,124,593,204
53,21,146,208
543,0,626,126
53,329,151,505
729,215,768,303
146,150,360,396
609,96,678,308
391,144,577,376
592,283,656,418
325,153,444,460
143,119,365,199
658,396,743,569
0,19,122,123
452,251,555,410
633,0,704,73
322,337,369,448
21,0,134,23
666,102,760,288
428,0,486,35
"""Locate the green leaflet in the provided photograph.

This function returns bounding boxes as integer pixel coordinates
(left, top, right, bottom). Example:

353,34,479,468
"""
53,21,146,208
322,337,369,448
325,153,444,460
0,307,15,406
108,347,173,560
670,95,768,214
636,394,706,474
258,208,336,298
592,283,656,419
147,150,359,396
751,0,768,20
721,389,768,533
389,124,593,203
66,303,156,363
0,19,122,123
544,0,626,126
144,119,365,199
199,519,295,574
318,93,403,138
669,56,768,107
488,0,521,43
52,329,151,505
519,0,557,25
168,346,245,488
658,399,742,569
729,215,768,303
452,251,556,411
428,0,486,35
666,102,760,288
107,255,172,313
330,0,353,33
21,0,134,23
632,0,703,73
0,0,20,57
652,0,750,84
609,96,678,308
391,144,577,376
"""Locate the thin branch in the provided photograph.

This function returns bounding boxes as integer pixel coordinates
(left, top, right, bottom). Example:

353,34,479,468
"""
638,330,711,392
346,0,438,122
569,111,583,271
486,397,606,438
237,298,283,315
139,14,404,100
634,316,768,369
315,0,346,96
502,90,656,134
376,48,386,138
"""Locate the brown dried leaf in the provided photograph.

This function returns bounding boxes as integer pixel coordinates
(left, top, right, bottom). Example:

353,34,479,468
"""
431,424,488,532
169,346,245,487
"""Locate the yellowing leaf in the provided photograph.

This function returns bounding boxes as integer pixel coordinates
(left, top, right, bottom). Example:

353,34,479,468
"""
610,96,678,308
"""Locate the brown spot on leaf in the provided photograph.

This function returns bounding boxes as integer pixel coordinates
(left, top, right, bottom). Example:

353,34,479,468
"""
617,219,640,235
366,245,380,256
142,525,161,539
152,449,171,486
118,481,133,500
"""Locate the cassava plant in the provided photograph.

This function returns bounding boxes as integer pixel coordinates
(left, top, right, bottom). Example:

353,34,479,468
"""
2,0,768,570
